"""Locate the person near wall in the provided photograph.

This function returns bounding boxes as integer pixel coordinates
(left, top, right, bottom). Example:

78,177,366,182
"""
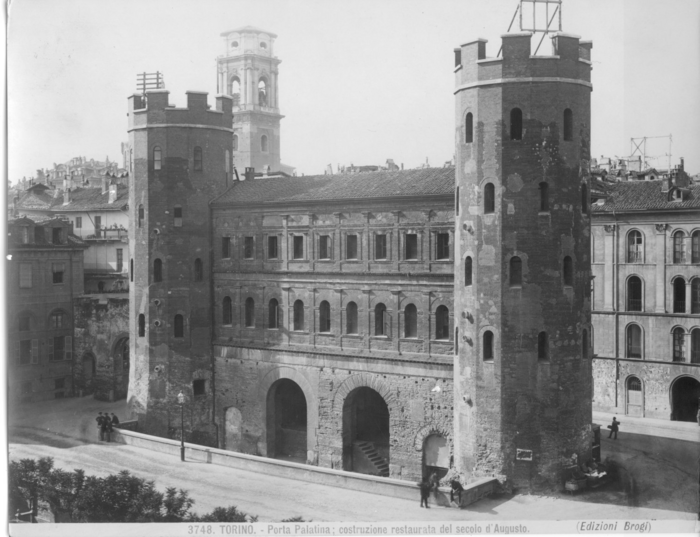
418,478,431,508
607,417,620,439
96,412,105,441
111,413,120,427
450,479,464,507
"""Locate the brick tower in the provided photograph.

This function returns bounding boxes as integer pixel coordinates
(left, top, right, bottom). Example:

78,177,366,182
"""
127,90,233,443
216,27,283,174
453,32,594,490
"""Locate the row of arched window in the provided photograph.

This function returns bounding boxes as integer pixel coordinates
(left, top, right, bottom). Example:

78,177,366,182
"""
625,229,700,264
17,310,70,332
626,276,700,314
229,76,270,107
151,258,204,283
478,182,588,215
476,328,589,361
462,255,576,287
152,146,209,171
625,324,700,363
464,108,574,144
221,298,452,339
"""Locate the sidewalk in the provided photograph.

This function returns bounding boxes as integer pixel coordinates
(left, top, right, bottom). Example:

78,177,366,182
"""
593,410,700,443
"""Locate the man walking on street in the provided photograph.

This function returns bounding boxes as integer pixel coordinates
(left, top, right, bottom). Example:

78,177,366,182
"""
418,477,431,508
608,417,620,439
96,412,105,441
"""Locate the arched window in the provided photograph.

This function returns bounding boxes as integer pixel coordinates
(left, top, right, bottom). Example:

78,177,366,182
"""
692,279,700,314
510,108,522,140
230,77,241,105
245,298,255,328
375,303,387,336
319,301,331,333
346,302,358,334
563,108,573,141
627,276,642,311
673,278,686,313
435,305,449,340
465,112,473,143
510,256,522,287
293,300,304,331
153,146,162,170
153,259,162,283
174,314,184,338
692,231,700,263
626,324,642,358
194,258,203,282
138,314,145,337
673,327,686,362
484,183,495,214
223,297,232,325
581,183,588,215
691,328,700,364
194,147,203,171
258,78,268,106
673,231,686,264
539,182,549,212
233,135,239,152
138,205,144,228
268,299,279,329
261,135,268,152
464,256,472,286
483,330,494,361
582,329,589,359
537,331,548,361
563,256,573,286
404,304,417,338
627,230,643,263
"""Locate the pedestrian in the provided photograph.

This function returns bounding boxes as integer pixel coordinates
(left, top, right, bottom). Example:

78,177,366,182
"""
428,471,440,502
102,414,112,443
608,417,620,439
111,413,120,427
96,412,105,441
418,477,431,508
450,479,464,506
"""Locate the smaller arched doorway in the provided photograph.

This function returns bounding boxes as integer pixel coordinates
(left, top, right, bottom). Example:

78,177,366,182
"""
422,434,450,480
266,379,307,461
342,387,390,476
113,337,129,400
625,376,643,416
671,376,700,422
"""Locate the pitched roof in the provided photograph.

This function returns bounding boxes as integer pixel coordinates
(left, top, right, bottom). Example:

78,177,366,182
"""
16,185,129,212
213,168,455,206
591,180,700,213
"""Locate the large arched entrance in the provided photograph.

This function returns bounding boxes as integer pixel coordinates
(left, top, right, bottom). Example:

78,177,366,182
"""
342,387,390,476
266,379,307,462
113,337,129,400
671,376,700,422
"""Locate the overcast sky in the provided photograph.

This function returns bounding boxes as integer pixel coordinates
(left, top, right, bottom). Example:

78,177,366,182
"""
7,0,700,181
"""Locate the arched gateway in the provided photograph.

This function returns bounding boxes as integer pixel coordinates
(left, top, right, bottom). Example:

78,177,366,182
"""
342,387,390,476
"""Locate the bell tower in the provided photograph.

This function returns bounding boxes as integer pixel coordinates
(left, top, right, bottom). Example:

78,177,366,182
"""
453,23,594,490
217,26,283,174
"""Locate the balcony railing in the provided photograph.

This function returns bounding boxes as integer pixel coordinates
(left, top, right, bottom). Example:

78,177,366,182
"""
85,227,128,241
627,251,642,263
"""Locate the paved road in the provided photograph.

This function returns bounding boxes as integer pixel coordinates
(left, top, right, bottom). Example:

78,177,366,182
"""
594,411,700,443
8,398,697,522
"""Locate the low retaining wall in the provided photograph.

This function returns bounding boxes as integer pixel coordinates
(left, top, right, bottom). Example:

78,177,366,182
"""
112,428,498,506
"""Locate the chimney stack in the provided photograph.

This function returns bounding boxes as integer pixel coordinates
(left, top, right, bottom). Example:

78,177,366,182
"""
245,167,255,181
63,188,71,206
108,184,117,204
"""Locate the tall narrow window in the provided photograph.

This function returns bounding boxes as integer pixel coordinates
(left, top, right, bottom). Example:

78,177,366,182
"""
674,278,686,313
691,328,700,364
94,216,102,238
510,256,522,287
692,231,700,264
692,279,700,314
245,298,255,328
52,228,62,244
231,77,241,105
194,258,203,282
222,237,231,259
436,233,450,260
537,331,548,361
293,236,304,259
268,299,279,329
404,304,417,338
138,205,144,228
581,183,588,215
483,331,494,361
193,379,206,397
627,231,643,263
258,78,268,106
268,236,278,259
563,256,573,286
319,301,331,333
173,206,183,227
484,183,495,214
153,146,162,170
563,108,573,141
582,329,589,359
75,217,82,229
465,112,473,143
223,297,232,325
465,256,473,286
153,259,162,282
673,327,685,362
375,234,387,260
626,324,642,358
319,236,331,260
225,149,231,182
510,108,522,140
138,314,145,337
375,303,387,336
52,263,65,284
194,147,203,171
261,135,268,152
293,300,304,331
405,234,418,260
673,231,686,263
346,235,358,260
627,276,642,311
244,237,254,259
435,305,449,340
174,315,184,338
346,302,358,334
539,182,549,212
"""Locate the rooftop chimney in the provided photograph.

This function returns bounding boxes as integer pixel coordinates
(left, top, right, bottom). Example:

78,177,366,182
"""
245,167,255,181
63,188,71,206
108,184,117,204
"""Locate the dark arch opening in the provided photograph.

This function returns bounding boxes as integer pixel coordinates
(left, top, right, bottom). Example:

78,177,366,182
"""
626,376,643,417
484,183,495,214
510,108,523,140
113,337,130,400
465,256,472,286
266,379,307,461
563,108,573,141
465,112,473,144
673,278,686,313
342,387,390,477
671,376,700,422
422,434,449,481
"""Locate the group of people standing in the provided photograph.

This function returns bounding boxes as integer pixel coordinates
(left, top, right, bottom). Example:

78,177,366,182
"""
418,471,464,509
96,412,119,442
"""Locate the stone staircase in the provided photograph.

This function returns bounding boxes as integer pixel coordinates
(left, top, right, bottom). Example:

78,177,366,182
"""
355,441,389,477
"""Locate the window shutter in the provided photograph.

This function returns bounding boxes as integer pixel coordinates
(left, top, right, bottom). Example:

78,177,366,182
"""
31,339,39,364
48,337,54,362
65,336,72,362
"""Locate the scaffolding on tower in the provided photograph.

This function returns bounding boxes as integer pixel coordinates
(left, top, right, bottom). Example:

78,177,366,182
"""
136,72,165,94
499,0,563,57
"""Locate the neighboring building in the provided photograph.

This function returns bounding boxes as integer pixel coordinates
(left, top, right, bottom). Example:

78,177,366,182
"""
7,216,88,402
591,162,700,422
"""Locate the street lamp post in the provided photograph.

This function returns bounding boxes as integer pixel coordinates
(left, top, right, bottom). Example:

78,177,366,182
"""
177,391,185,461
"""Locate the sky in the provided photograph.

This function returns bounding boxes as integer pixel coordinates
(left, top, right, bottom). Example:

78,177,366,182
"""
7,0,700,181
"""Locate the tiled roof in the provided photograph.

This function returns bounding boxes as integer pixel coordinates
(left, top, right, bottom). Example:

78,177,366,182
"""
591,180,700,213
214,168,455,206
16,185,128,212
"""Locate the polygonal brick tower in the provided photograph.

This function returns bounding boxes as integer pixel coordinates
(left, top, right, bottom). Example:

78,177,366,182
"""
127,90,233,444
453,31,594,490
